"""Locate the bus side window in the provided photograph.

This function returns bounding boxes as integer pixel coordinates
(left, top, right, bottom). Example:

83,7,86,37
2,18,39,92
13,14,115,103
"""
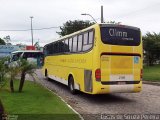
51,43,55,54
53,42,59,54
83,32,88,45
72,36,78,52
52,43,55,54
64,39,69,52
83,31,93,51
69,38,73,52
44,46,47,55
59,41,64,53
89,31,94,44
47,44,53,55
44,46,48,56
78,34,83,52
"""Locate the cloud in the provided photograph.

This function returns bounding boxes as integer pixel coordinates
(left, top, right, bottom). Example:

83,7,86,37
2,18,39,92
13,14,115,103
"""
0,0,160,46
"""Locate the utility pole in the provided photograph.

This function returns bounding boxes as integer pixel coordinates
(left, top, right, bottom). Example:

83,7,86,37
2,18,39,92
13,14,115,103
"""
101,5,104,23
30,16,34,46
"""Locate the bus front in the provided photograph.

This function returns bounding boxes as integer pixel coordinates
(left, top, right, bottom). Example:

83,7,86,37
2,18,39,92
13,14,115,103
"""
93,24,142,94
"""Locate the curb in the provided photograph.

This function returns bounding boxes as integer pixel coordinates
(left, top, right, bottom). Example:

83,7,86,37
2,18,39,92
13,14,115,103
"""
37,80,84,120
143,81,160,86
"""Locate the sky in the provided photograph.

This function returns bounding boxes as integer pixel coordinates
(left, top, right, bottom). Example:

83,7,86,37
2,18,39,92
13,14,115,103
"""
0,0,160,46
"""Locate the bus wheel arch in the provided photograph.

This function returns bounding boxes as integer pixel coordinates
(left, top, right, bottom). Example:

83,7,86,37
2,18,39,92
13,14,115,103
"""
68,74,76,94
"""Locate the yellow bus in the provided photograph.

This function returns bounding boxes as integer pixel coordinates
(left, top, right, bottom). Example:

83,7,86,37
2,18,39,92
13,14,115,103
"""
42,23,143,94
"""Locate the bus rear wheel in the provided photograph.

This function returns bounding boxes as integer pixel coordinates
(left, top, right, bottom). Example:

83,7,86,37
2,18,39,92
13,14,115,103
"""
68,76,76,94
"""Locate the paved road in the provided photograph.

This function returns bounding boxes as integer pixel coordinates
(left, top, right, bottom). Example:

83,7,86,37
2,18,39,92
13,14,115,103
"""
34,69,160,120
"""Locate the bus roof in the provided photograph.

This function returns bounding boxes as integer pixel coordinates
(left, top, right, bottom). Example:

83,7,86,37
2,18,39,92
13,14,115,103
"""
44,23,98,47
44,23,140,47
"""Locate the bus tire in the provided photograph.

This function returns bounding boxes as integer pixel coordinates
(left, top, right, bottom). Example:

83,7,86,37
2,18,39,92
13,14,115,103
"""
45,69,49,80
68,76,76,94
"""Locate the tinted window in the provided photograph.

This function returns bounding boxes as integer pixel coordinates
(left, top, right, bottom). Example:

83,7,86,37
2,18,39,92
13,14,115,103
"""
53,42,59,54
83,44,92,51
59,41,64,53
64,39,69,52
83,33,88,45
89,31,94,44
72,36,78,52
43,46,47,55
83,31,93,51
69,38,73,52
47,44,52,54
100,26,141,46
23,52,43,59
78,35,83,52
44,29,94,55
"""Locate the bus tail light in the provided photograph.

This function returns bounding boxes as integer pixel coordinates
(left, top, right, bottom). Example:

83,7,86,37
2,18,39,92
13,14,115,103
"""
95,69,101,81
140,69,143,80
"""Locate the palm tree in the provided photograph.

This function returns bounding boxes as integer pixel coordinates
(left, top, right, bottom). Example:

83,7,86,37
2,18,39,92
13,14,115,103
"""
8,62,21,92
18,59,36,92
0,57,7,89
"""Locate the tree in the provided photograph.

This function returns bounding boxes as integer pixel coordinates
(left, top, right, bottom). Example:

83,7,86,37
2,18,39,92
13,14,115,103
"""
143,32,160,66
3,35,11,44
0,57,20,92
8,61,21,92
57,20,95,36
0,38,5,45
19,59,36,92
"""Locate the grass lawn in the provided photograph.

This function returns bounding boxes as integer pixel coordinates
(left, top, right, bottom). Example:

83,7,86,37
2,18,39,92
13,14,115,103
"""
143,64,160,82
0,80,80,120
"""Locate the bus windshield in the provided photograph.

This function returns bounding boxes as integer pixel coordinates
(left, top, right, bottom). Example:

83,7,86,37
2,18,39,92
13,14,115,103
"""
100,25,141,46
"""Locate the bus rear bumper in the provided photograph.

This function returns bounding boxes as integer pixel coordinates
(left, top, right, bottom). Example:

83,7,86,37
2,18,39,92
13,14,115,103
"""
92,81,142,94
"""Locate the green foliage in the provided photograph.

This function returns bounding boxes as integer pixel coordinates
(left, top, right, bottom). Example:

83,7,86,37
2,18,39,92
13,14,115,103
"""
0,80,80,120
0,38,5,45
7,59,37,92
18,59,37,92
19,59,36,75
0,57,37,92
0,57,8,88
143,32,160,66
8,60,21,92
143,64,160,81
57,20,95,36
8,61,21,78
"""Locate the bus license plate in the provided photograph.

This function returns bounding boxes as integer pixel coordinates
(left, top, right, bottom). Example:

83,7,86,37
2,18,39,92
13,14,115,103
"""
118,81,126,85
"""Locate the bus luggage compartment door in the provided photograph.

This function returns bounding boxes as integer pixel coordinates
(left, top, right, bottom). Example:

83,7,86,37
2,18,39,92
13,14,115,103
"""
100,55,141,84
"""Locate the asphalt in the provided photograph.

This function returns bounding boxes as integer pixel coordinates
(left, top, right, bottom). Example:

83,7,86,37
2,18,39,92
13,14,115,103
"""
32,69,160,120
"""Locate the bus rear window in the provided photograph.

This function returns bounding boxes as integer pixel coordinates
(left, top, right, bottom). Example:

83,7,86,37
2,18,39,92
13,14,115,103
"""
100,26,141,46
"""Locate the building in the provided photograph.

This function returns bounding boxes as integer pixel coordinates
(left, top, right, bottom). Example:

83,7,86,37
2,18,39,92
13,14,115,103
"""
0,45,20,58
